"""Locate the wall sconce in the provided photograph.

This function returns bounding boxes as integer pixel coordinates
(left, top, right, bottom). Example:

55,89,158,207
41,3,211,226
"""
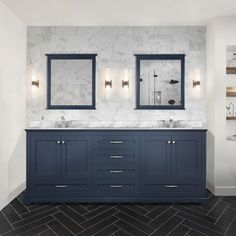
122,80,129,88
31,70,39,91
32,80,39,88
105,80,112,88
193,80,200,88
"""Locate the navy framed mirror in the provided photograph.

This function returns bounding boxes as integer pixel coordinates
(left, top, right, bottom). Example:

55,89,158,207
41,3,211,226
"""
135,54,185,109
46,53,97,109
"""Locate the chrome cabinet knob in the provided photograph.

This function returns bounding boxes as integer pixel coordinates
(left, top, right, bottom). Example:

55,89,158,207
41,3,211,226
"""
57,141,61,144
62,141,65,144
167,141,171,144
172,141,176,144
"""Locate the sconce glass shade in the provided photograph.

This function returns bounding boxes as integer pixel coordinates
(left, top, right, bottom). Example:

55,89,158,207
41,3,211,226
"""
105,80,112,88
122,80,129,88
193,80,200,88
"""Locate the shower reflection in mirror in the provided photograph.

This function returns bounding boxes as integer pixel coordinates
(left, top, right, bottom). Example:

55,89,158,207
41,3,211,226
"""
136,54,185,109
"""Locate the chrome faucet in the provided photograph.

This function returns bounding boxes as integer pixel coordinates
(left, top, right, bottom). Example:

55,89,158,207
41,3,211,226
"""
56,115,68,128
169,116,174,128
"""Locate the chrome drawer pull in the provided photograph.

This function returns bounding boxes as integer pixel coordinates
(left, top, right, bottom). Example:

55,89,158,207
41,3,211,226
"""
110,170,123,173
110,185,123,188
165,185,178,188
110,155,123,159
55,185,68,188
110,141,123,144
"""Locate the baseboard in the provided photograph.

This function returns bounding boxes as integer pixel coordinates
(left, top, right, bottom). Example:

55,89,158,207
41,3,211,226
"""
0,181,26,211
207,182,215,195
214,186,236,196
207,182,236,196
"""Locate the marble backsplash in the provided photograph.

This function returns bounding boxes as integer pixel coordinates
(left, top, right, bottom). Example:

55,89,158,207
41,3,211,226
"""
27,26,206,127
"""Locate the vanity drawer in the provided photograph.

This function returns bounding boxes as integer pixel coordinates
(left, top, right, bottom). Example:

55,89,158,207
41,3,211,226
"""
94,135,139,149
94,168,138,181
94,151,139,164
143,183,202,196
31,183,89,194
94,183,138,196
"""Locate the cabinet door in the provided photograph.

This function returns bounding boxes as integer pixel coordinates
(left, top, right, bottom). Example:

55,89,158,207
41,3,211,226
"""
61,136,91,181
30,134,61,181
171,134,202,180
141,136,172,182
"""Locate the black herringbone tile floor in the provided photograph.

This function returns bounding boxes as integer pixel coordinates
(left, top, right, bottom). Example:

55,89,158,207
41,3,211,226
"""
1,191,236,236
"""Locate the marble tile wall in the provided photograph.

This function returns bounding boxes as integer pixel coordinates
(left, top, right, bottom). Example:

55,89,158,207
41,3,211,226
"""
27,26,206,127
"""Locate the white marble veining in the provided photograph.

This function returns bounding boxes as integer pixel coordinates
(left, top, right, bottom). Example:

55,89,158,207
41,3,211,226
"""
27,27,206,127
29,120,204,129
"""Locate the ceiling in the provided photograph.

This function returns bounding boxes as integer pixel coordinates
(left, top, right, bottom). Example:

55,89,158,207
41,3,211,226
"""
1,0,236,26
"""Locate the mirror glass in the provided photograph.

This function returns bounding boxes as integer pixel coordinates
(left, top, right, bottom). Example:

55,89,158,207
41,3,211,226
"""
51,59,92,106
136,54,185,109
47,54,96,109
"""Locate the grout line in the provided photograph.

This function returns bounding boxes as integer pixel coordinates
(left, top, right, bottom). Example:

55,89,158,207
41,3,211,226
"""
224,214,236,235
115,208,155,230
50,216,77,236
166,219,184,236
46,221,60,236
150,211,180,236
182,217,224,235
77,214,119,234
39,228,51,235
112,223,133,236
215,203,230,225
11,212,58,231
144,205,161,216
91,219,119,236
53,209,85,230
8,204,24,221
1,210,15,229
204,197,222,215
21,205,54,219
182,205,209,216
83,205,117,222
174,205,217,222
114,218,148,236
183,227,192,236
182,224,208,236
16,196,30,213
64,205,87,223
66,204,89,216
148,205,172,225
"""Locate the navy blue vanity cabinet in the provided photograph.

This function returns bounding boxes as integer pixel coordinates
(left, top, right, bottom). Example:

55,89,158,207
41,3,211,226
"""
27,133,61,182
61,135,92,182
26,131,92,202
141,131,206,201
26,129,207,203
93,133,140,198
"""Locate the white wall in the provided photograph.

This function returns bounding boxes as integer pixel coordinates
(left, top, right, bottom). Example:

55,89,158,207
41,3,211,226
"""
207,16,236,195
0,1,26,210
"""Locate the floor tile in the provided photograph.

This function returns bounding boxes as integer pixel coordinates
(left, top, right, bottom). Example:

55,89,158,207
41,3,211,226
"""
115,219,148,236
1,190,235,236
168,223,190,236
0,212,13,235
47,219,73,236
53,211,83,234
151,215,183,236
